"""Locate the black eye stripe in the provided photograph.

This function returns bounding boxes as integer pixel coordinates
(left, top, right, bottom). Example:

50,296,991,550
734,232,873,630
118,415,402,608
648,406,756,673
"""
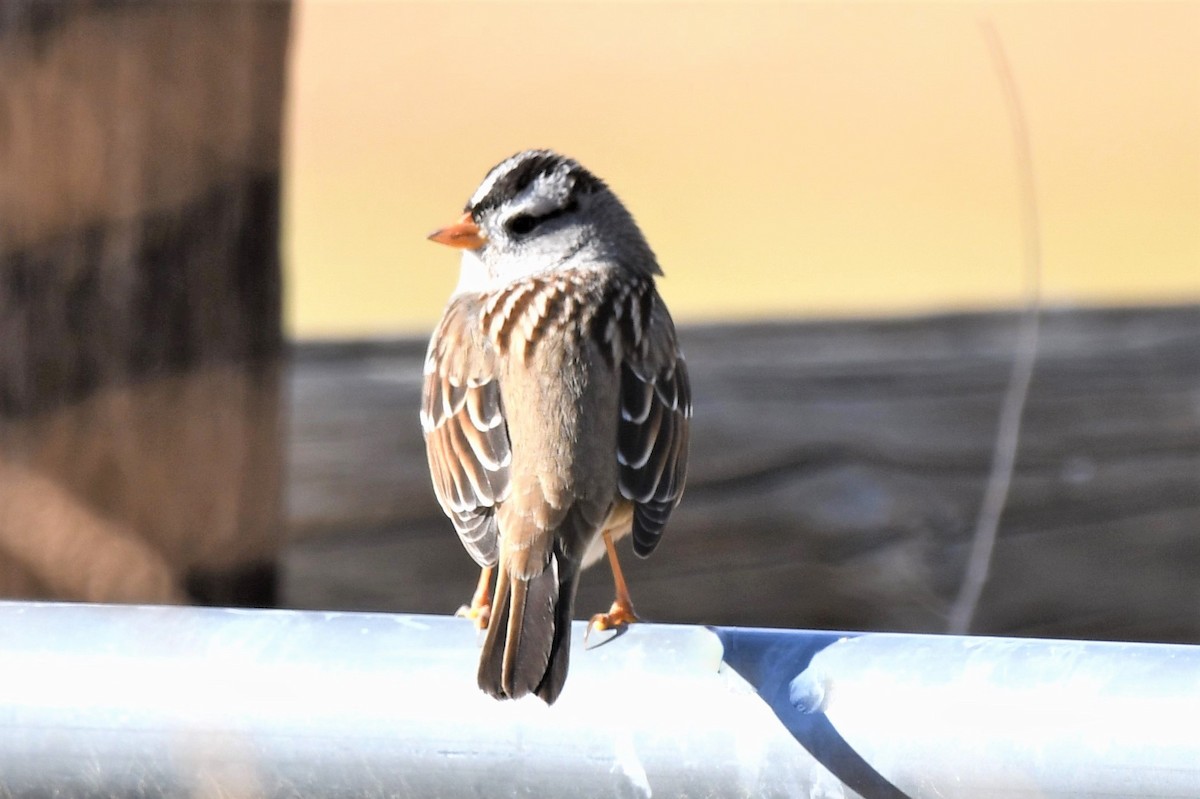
504,198,579,236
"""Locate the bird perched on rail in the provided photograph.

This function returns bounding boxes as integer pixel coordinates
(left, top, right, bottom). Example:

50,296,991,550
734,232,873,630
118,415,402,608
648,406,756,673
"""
421,149,691,704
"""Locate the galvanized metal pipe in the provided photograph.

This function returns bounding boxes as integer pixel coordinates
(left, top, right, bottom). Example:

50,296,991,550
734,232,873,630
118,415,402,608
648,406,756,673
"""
0,601,1196,798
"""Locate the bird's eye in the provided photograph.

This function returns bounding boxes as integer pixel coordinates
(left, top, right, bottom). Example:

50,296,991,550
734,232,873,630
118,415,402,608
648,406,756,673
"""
505,214,538,236
504,198,578,237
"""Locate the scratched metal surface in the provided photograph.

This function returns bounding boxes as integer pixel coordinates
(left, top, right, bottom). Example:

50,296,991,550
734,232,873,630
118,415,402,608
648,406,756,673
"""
0,603,833,799
2,602,1199,798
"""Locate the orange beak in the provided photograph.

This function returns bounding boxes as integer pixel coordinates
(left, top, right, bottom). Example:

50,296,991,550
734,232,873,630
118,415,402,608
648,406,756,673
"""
427,211,487,250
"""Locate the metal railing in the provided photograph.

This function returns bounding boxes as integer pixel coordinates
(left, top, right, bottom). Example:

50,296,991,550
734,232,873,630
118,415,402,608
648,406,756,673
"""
0,601,1196,797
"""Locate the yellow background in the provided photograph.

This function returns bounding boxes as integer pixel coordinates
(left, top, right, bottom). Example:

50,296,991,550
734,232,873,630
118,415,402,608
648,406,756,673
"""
284,1,1200,338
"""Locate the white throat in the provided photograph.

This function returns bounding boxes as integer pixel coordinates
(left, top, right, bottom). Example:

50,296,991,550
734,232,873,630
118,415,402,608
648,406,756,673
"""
451,249,490,296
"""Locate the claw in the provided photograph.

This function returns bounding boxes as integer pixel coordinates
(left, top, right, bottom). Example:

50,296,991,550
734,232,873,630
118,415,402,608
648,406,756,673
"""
456,601,491,631
584,600,639,644
456,565,493,631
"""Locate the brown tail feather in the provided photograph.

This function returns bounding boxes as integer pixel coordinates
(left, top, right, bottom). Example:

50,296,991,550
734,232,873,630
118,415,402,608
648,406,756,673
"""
535,554,580,704
478,551,578,704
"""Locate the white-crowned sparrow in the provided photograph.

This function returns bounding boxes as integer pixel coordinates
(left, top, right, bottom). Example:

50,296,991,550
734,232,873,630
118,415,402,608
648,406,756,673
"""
422,149,691,704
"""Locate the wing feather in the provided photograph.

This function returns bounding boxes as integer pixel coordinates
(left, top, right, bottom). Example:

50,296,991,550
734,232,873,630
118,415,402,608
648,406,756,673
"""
620,369,654,423
422,295,511,567
618,380,663,471
616,293,691,557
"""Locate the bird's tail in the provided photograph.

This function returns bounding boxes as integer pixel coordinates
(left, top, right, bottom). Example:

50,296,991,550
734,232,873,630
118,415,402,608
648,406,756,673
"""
478,546,578,704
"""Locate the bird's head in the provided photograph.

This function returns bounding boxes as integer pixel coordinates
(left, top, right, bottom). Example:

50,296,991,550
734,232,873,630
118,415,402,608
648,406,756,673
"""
428,149,660,294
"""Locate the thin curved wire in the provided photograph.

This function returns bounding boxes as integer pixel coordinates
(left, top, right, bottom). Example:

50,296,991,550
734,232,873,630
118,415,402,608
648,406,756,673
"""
947,20,1043,635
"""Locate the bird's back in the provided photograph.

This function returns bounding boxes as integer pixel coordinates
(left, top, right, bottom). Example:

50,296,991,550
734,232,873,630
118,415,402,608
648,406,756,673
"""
484,266,625,576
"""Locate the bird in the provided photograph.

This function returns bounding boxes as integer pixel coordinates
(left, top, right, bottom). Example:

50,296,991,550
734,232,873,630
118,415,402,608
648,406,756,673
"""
421,149,691,704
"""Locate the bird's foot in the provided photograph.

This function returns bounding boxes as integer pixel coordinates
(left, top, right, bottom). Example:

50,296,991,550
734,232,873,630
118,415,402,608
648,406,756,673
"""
457,566,494,631
584,601,639,644
455,600,491,631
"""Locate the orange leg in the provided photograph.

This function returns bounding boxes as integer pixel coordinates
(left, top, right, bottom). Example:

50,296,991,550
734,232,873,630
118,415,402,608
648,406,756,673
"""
455,565,493,631
586,531,640,641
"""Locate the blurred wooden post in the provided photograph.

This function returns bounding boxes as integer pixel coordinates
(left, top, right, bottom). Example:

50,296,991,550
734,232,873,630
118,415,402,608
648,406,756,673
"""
0,3,291,605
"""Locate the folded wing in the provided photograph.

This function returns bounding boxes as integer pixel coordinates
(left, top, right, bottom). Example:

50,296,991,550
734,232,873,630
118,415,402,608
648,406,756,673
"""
615,295,691,557
421,295,512,566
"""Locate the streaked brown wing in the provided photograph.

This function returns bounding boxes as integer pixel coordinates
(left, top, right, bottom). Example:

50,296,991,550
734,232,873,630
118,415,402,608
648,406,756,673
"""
616,295,691,557
421,295,511,567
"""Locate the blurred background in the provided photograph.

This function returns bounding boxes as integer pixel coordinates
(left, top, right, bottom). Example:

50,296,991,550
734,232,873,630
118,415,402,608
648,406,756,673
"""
2,1,1198,642
286,1,1198,336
